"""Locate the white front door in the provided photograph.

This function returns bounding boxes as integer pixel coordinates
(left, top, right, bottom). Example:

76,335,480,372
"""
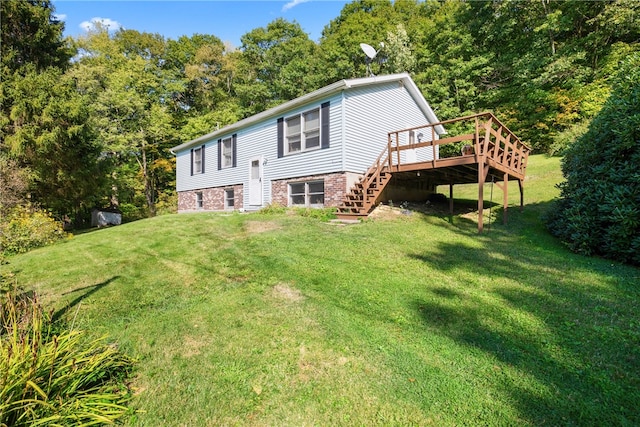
249,156,263,206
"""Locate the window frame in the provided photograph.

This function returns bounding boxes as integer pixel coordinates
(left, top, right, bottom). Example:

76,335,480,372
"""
221,137,233,169
224,189,234,210
284,107,321,155
192,145,205,175
195,191,204,209
288,180,324,207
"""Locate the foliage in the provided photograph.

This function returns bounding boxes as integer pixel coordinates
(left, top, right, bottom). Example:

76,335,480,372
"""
236,18,319,116
0,206,67,255
0,156,29,216
0,289,133,426
2,67,106,219
0,0,72,73
257,202,287,215
546,53,640,265
293,206,337,221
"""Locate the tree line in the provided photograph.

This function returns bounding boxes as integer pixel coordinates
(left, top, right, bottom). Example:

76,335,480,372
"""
1,0,638,227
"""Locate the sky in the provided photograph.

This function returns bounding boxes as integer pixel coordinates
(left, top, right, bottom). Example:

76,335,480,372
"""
52,0,351,48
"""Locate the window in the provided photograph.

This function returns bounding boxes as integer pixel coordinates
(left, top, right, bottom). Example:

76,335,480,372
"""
289,180,324,207
217,134,236,170
191,145,205,175
224,189,234,209
195,192,203,209
277,101,329,158
222,137,233,168
285,108,320,154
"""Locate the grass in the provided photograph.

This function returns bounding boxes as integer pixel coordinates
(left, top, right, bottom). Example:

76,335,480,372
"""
2,154,639,425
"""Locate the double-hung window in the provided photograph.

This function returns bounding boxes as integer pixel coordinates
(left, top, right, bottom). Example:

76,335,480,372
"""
289,180,324,207
221,137,233,168
195,192,203,209
218,134,237,169
191,145,205,175
285,108,320,154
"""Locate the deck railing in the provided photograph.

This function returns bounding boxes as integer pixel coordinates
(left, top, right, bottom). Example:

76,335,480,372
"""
383,112,531,178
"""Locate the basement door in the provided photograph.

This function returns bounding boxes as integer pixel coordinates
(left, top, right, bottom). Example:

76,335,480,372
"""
249,156,263,206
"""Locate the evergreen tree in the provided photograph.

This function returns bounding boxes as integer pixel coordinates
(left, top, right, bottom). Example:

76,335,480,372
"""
546,53,640,265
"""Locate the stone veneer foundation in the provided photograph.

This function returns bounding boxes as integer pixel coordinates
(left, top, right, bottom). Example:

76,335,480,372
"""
270,172,353,207
178,184,243,212
178,172,361,212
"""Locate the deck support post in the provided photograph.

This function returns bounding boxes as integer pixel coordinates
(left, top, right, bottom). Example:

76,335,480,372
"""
449,183,454,215
518,179,524,211
478,160,485,233
503,174,508,225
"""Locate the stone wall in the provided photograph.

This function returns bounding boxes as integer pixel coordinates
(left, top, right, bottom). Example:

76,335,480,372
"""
271,172,349,207
178,184,243,212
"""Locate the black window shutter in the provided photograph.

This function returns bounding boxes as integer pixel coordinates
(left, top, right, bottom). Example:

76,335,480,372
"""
232,134,237,168
277,117,284,158
321,101,330,149
217,139,222,170
190,148,194,176
201,144,205,173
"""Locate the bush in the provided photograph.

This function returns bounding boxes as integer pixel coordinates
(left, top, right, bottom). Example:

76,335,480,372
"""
0,206,67,255
293,207,337,221
258,203,287,215
0,288,134,426
546,53,640,265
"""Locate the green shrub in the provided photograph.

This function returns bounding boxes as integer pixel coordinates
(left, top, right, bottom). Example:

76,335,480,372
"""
0,289,134,426
258,203,287,215
0,206,67,255
293,207,337,221
548,119,591,156
155,190,178,216
119,203,147,222
545,53,640,265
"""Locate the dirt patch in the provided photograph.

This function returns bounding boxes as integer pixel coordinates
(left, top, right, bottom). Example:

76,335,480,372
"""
181,334,209,358
368,204,406,220
271,283,304,303
244,221,281,234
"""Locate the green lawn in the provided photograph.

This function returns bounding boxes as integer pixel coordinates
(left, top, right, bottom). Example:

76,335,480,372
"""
3,154,639,426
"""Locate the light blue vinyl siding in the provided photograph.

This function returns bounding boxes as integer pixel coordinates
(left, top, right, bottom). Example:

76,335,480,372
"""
175,94,344,207
343,82,437,172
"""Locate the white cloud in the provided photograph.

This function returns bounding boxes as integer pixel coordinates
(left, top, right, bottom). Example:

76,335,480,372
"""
282,0,310,12
79,17,122,33
53,13,67,21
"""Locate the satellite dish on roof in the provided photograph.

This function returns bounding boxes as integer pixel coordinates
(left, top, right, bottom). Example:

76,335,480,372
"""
360,43,377,60
360,42,385,77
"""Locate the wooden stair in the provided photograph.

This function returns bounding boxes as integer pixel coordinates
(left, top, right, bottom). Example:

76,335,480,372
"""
336,165,392,220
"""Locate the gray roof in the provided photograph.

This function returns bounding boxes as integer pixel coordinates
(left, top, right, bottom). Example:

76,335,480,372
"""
171,73,445,153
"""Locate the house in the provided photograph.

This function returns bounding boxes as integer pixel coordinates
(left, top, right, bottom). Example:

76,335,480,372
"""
170,73,447,213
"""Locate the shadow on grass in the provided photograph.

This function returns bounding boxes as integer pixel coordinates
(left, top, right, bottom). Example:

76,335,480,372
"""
52,276,120,323
408,202,640,425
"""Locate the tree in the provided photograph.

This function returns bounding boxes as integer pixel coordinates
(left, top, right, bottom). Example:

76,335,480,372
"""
235,19,318,116
317,0,398,84
0,0,106,223
0,0,71,73
73,29,179,217
2,67,105,219
546,52,640,265
382,23,416,74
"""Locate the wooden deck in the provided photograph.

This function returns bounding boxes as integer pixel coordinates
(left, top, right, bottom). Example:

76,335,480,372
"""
336,112,531,232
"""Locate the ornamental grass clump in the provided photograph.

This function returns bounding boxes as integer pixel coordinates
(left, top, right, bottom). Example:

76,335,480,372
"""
0,289,134,426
